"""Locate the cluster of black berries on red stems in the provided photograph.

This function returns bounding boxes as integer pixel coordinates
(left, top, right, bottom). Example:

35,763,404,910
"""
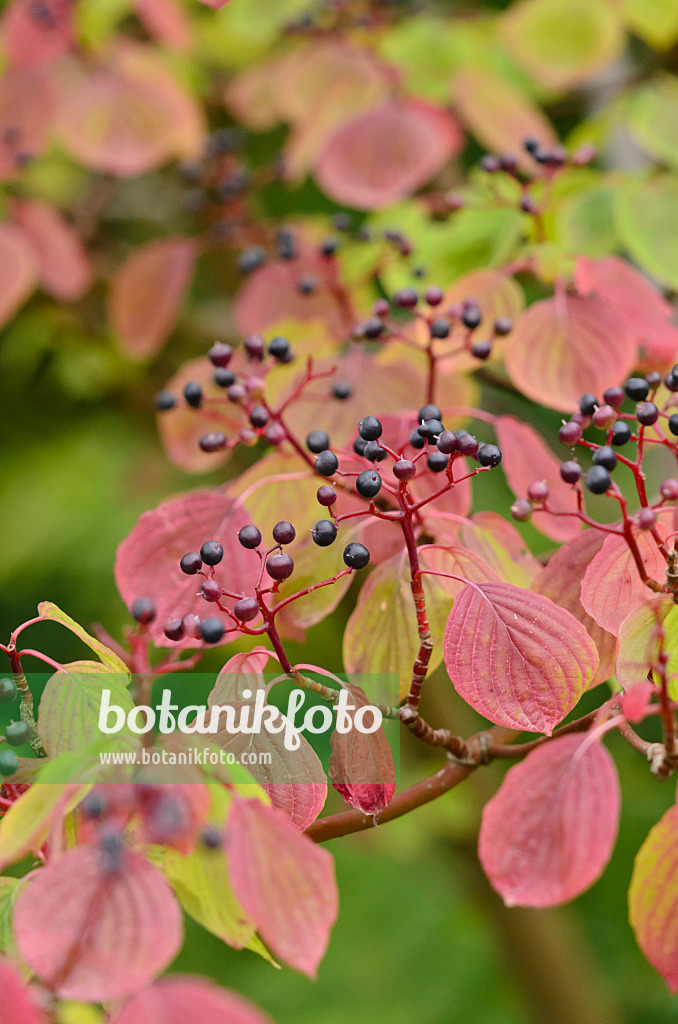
511,369,678,526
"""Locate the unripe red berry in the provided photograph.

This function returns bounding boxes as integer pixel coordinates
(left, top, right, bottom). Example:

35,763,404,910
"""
316,485,337,506
592,405,617,430
264,422,286,446
181,614,202,639
637,508,657,530
660,479,678,501
527,480,549,503
559,421,582,446
602,386,625,408
208,342,233,367
234,597,259,622
511,498,532,522
200,579,222,602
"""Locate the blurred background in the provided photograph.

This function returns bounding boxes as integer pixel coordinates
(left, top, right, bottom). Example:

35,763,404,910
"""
2,0,678,1020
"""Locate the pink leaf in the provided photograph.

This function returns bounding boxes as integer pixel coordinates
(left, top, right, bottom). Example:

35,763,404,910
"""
14,846,182,1001
575,255,678,368
0,0,74,68
197,0,230,7
0,957,43,1024
109,238,196,360
113,976,273,1024
479,734,620,907
505,293,636,413
0,222,38,328
629,806,678,992
621,680,655,723
580,530,668,635
328,684,396,816
532,531,617,686
443,581,598,733
315,99,463,210
0,68,56,181
12,198,93,302
226,798,338,976
134,0,192,52
114,489,257,646
495,415,581,542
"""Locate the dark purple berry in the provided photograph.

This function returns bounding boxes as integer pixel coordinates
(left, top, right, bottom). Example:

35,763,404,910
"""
306,429,330,453
332,212,352,231
268,336,290,361
208,342,233,367
321,237,338,257
592,446,617,471
409,428,425,450
669,414,678,436
394,288,418,308
131,598,156,625
559,421,582,446
356,470,382,498
480,153,501,173
238,525,262,549
664,372,678,393
353,436,368,457
234,597,259,622
201,825,223,849
244,334,265,360
393,459,416,481
427,451,448,473
430,318,450,339
610,421,632,446
200,579,222,602
493,317,513,336
362,317,384,339
249,406,269,428
457,433,479,457
332,381,352,400
425,286,443,306
343,542,370,569
579,393,598,416
461,306,481,330
164,618,184,641
419,404,443,422
625,377,650,401
200,541,224,566
471,340,492,360
560,460,582,484
183,382,203,408
201,618,225,644
315,450,339,476
417,418,444,439
637,402,659,426
272,521,296,545
317,485,337,506
199,432,227,453
363,441,388,462
276,228,296,260
266,552,294,581
646,371,662,389
214,368,237,388
358,416,382,441
155,390,176,411
586,466,611,494
312,520,337,546
602,386,625,407
436,430,458,454
477,444,502,467
180,552,202,575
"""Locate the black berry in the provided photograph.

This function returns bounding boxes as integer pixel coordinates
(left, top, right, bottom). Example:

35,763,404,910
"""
358,416,382,441
610,421,632,446
579,393,598,416
592,446,617,471
477,444,502,467
312,520,337,546
669,414,678,436
409,428,425,450
394,288,418,308
155,390,176,412
317,485,337,506
471,340,492,360
427,451,449,472
0,678,17,704
362,317,384,339
199,432,227,452
637,402,659,426
417,418,444,439
234,597,259,622
461,306,481,330
353,437,368,457
363,441,387,462
214,368,237,388
272,521,296,545
356,470,382,498
625,377,650,401
343,542,370,569
266,552,294,580
457,433,480,457
493,317,512,336
268,336,291,361
665,372,678,393
419,404,443,422
201,618,225,644
249,406,269,428
436,430,458,454
131,598,156,625
306,429,331,454
200,541,224,565
430,318,450,339
237,246,266,274
238,525,262,549
5,721,30,747
183,382,203,408
560,461,582,484
586,466,611,494
180,552,202,575
393,459,416,480
332,381,352,400
315,450,339,476
208,342,233,367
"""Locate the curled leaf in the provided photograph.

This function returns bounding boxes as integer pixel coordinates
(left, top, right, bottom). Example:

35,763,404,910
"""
328,684,396,817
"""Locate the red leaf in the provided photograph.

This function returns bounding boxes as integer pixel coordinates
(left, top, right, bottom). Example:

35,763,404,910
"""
495,415,581,542
56,45,205,176
505,293,636,413
580,530,668,635
629,806,678,992
113,976,273,1024
109,238,196,360
114,489,258,646
134,0,192,52
14,846,182,1001
621,680,655,722
575,255,678,369
315,99,463,210
0,222,38,328
0,68,56,181
443,582,598,733
0,0,74,68
0,957,43,1024
532,531,616,686
479,734,620,907
12,199,92,302
328,684,396,816
226,798,338,976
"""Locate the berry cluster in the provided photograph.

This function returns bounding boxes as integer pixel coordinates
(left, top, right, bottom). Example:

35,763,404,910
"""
0,677,28,777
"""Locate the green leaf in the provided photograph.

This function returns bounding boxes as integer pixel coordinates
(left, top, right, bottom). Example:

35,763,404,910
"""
37,602,130,675
615,175,678,289
0,876,21,953
0,783,86,870
628,78,678,171
623,0,678,49
556,181,619,257
616,598,678,697
37,661,137,756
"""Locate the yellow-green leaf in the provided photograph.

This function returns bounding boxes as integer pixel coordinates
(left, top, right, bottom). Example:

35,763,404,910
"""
37,602,129,675
37,661,136,756
628,78,678,171
623,0,678,50
615,175,678,290
0,783,86,870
